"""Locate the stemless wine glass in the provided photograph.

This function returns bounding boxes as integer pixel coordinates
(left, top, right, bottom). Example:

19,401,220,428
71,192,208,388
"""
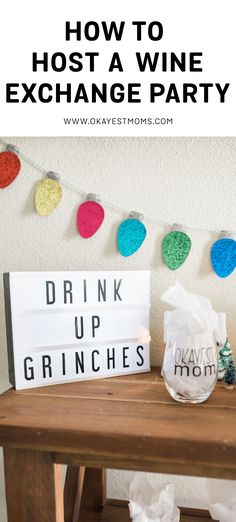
162,332,218,404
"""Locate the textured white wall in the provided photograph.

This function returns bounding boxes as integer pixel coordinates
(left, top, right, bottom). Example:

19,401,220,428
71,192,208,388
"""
0,137,235,517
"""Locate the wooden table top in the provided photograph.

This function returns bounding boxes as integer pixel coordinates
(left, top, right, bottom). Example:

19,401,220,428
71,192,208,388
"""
0,368,235,479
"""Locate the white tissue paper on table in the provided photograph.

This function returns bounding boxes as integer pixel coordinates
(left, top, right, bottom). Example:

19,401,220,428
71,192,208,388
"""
161,282,225,399
205,479,236,522
128,475,180,522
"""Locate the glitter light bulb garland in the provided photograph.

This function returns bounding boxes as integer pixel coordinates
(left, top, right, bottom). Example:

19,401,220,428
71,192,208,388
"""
0,137,235,277
0,145,21,189
77,194,105,238
162,228,192,270
118,212,147,257
210,235,236,278
35,172,62,216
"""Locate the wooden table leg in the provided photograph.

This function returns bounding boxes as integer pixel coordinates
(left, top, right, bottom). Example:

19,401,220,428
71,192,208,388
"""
78,468,106,522
3,447,64,522
64,466,85,522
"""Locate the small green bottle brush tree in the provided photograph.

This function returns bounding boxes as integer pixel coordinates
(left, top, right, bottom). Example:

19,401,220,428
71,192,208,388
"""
218,339,236,384
224,359,236,385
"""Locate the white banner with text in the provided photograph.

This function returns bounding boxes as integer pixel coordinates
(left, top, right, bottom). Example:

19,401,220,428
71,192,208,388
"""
0,0,235,136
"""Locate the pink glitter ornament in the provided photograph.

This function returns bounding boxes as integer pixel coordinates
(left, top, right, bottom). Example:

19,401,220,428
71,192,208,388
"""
77,195,105,238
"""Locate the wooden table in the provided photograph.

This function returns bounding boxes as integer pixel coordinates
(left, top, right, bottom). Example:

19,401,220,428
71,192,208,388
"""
0,368,235,522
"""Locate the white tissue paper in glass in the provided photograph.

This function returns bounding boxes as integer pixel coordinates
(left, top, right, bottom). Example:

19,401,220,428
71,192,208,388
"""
128,475,180,522
161,282,225,403
205,478,236,522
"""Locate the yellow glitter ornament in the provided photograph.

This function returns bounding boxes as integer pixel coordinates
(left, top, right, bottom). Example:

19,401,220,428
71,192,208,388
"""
35,172,62,216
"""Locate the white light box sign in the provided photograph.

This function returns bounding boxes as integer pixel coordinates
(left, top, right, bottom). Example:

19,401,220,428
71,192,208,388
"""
3,271,151,389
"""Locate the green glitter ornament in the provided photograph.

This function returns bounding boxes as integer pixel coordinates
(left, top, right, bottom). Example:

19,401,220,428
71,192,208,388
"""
162,230,191,270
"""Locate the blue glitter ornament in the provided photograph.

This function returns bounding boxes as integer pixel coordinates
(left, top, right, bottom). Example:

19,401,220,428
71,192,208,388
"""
118,213,147,257
211,238,236,278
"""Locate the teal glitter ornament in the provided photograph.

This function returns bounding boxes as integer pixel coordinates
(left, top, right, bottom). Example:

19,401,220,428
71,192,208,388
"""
162,229,191,270
118,212,146,257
